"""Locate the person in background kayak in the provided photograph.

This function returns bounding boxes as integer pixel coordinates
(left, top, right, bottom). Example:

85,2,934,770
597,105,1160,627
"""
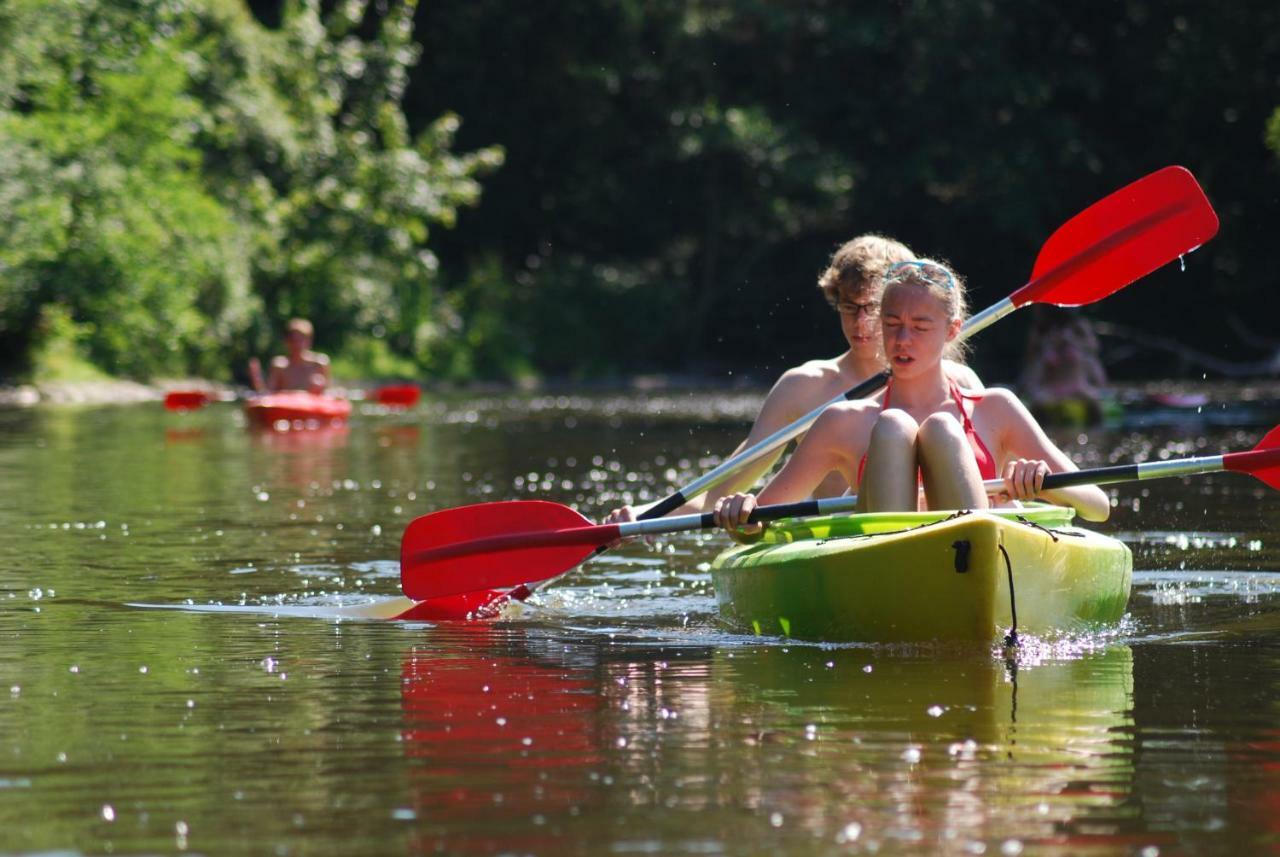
248,318,331,394
604,234,981,524
713,258,1110,536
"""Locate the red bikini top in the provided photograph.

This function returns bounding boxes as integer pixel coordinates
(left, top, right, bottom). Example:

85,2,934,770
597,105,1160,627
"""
856,378,998,485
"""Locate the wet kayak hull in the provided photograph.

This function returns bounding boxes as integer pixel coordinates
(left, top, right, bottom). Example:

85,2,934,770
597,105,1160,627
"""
710,506,1132,643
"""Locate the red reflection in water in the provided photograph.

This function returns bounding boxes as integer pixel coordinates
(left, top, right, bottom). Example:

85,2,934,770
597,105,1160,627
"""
247,423,349,489
400,628,604,852
164,427,207,444
1234,735,1280,837
373,424,422,447
248,423,350,447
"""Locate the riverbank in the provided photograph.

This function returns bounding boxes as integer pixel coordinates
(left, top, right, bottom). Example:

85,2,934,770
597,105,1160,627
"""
3,376,1280,409
0,372,759,408
0,379,169,407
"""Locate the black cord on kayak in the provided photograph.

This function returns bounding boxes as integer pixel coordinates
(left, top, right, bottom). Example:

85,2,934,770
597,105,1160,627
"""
999,543,1020,649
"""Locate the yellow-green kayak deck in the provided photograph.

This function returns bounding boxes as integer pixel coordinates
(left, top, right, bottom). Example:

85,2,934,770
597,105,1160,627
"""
710,506,1132,643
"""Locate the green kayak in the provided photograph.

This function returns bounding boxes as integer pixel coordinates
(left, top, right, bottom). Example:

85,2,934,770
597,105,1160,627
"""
710,506,1132,643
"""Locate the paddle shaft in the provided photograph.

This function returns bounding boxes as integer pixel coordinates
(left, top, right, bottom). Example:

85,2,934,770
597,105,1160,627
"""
408,495,862,567
980,447,1280,493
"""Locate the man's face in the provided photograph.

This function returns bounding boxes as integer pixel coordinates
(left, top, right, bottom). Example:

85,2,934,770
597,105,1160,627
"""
835,283,881,359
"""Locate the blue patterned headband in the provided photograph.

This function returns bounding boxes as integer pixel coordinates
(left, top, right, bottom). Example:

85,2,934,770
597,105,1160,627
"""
885,260,955,290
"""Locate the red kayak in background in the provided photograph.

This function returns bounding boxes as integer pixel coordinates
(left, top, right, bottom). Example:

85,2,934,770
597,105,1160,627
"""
245,392,352,429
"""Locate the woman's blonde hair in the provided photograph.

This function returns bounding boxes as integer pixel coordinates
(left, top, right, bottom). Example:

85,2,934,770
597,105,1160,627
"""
881,258,971,362
817,234,914,306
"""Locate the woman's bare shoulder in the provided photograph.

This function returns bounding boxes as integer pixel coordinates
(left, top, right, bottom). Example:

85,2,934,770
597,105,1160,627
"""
943,359,983,390
971,386,1032,420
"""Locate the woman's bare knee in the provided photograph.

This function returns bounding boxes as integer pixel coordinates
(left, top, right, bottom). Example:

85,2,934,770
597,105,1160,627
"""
917,412,965,451
861,409,920,512
871,409,918,445
917,412,985,509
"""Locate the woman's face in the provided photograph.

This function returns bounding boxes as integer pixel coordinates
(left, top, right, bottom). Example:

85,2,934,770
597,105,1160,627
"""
880,282,958,379
835,283,882,361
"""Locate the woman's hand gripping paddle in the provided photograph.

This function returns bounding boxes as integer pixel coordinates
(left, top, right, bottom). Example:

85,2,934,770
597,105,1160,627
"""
638,165,1220,519
400,495,862,600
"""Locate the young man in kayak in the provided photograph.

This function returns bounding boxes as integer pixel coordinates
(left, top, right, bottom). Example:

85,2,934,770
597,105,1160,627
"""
713,258,1110,535
605,234,981,522
248,318,332,394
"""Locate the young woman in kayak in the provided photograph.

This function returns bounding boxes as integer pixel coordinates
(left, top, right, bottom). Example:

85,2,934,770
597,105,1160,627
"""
248,318,332,394
713,259,1111,535
604,235,981,524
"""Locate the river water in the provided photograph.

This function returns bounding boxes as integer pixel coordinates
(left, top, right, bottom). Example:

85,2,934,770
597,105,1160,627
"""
1,390,1279,855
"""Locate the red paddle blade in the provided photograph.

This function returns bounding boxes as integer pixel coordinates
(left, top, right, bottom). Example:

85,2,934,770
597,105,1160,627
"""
1014,166,1219,308
400,501,600,600
1225,425,1280,490
164,391,211,411
375,384,421,407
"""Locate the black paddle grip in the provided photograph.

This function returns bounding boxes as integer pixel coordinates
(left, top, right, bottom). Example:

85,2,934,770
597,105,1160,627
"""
696,499,822,529
1040,463,1140,490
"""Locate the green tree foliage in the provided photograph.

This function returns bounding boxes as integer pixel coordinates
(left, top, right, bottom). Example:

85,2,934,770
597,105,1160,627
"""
3,1,1278,383
0,0,501,380
409,0,1280,380
0,0,248,376
187,0,503,374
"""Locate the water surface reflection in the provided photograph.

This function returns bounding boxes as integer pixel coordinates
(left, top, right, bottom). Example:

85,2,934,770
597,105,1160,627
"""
1,390,1279,854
